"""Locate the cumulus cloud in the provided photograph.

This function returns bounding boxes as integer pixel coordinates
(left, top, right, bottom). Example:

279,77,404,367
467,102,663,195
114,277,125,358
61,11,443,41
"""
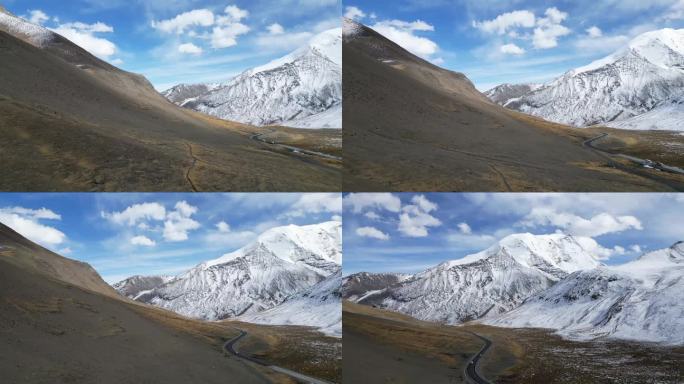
223,5,248,22
356,226,390,240
267,23,285,35
344,193,402,213
364,211,381,220
27,9,49,25
398,195,441,237
0,207,66,246
210,23,250,48
500,43,525,55
457,222,472,234
178,42,203,55
586,26,603,38
371,19,439,58
473,10,536,35
102,202,166,226
288,193,342,217
103,201,199,243
519,207,642,237
532,7,571,49
163,201,200,241
51,21,117,58
151,9,215,34
344,6,366,20
216,221,231,233
131,235,156,246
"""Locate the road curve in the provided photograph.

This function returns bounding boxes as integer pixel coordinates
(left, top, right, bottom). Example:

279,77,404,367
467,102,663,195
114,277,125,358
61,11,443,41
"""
250,132,342,161
464,332,493,384
583,133,684,191
223,330,333,384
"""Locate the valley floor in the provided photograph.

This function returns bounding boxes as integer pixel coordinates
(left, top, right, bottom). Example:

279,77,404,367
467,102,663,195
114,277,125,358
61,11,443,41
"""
343,302,684,384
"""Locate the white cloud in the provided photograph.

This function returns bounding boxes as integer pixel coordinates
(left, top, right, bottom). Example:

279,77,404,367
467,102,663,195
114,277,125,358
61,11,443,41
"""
344,193,402,213
27,9,49,25
178,42,203,55
331,214,342,222
520,207,642,237
223,5,249,22
163,201,200,242
473,10,536,35
345,6,366,20
210,23,250,48
288,193,342,217
102,202,166,226
500,43,525,55
0,207,66,246
216,221,231,233
663,0,684,20
398,195,441,237
151,9,215,34
110,58,124,65
457,222,472,234
630,244,642,253
51,21,117,58
356,226,390,240
532,7,571,49
58,247,73,255
364,211,381,220
131,235,156,247
267,23,285,35
371,19,439,58
586,26,603,38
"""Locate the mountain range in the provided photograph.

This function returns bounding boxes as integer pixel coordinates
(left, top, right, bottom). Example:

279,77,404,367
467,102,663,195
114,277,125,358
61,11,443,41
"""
114,222,342,336
0,7,340,191
162,28,342,129
341,18,675,192
344,233,683,345
486,28,684,131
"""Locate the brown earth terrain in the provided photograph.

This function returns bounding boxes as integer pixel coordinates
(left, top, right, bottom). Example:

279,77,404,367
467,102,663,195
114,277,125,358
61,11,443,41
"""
0,23,340,192
343,301,684,383
342,19,684,192
0,222,337,383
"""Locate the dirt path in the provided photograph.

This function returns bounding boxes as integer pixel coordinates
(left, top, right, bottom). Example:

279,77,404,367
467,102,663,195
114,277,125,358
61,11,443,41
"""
184,142,200,192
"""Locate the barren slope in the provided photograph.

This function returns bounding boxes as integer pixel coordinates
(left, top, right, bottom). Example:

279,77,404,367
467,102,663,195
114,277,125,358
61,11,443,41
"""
0,17,340,192
342,19,678,192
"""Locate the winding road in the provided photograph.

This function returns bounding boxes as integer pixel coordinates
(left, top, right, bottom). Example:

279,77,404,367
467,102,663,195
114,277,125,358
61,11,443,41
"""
250,132,342,161
223,330,333,384
464,333,493,384
583,133,684,191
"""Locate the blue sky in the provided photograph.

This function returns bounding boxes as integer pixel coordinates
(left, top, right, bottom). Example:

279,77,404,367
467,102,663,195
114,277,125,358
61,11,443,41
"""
344,0,684,90
343,193,684,275
4,0,341,90
0,193,341,283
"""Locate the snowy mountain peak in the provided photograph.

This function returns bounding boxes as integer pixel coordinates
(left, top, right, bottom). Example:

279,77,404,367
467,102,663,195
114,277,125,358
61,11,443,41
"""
441,233,601,280
488,28,684,130
343,17,363,38
162,28,342,128
0,7,55,48
204,221,341,274
130,221,341,321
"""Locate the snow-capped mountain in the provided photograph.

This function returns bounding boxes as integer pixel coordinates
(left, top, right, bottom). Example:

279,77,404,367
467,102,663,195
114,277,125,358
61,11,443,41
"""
0,6,53,47
162,28,341,129
341,272,411,302
488,28,684,131
240,270,342,337
486,242,684,345
133,222,341,320
112,275,174,300
358,233,601,324
483,83,540,106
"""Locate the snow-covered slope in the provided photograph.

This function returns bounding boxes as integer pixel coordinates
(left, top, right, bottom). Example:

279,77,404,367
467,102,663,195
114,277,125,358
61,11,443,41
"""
493,28,684,130
605,95,684,131
486,242,684,345
0,7,54,47
241,270,342,337
162,28,341,129
484,83,540,106
112,275,173,299
134,222,341,320
360,233,601,324
341,271,411,302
